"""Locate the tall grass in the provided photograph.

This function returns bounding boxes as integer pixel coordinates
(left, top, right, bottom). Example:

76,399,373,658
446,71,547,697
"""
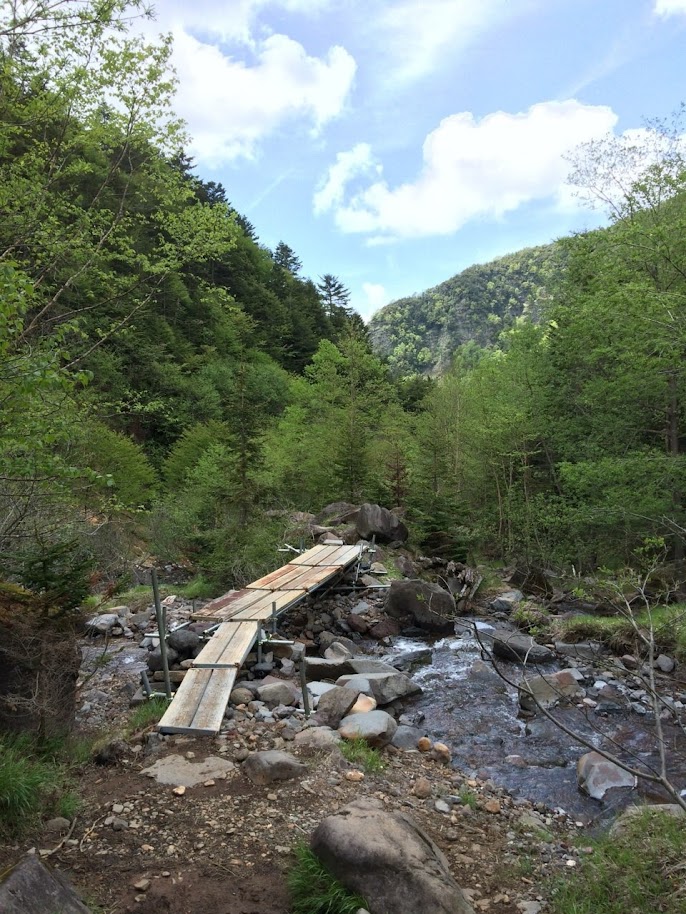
288,843,367,914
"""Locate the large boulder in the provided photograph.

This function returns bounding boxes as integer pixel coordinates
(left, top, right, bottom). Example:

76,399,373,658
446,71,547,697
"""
519,669,584,712
338,710,397,747
577,751,637,800
311,798,474,914
0,856,91,914
316,502,360,525
337,671,421,706
491,629,554,665
385,580,456,633
242,750,307,786
305,657,355,681
315,686,360,728
167,628,200,655
355,504,408,544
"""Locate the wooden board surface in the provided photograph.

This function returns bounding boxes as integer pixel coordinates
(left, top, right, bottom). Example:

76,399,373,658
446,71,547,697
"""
289,544,362,567
157,667,236,735
191,588,271,622
228,589,303,621
289,544,338,566
192,620,258,668
248,563,338,592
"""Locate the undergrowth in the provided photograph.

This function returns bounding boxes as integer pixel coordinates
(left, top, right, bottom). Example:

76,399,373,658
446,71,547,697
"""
553,603,686,661
126,697,169,733
339,737,385,773
550,808,686,914
288,843,367,914
0,733,92,834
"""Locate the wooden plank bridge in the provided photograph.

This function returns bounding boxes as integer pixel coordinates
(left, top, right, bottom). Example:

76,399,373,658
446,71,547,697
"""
157,543,363,736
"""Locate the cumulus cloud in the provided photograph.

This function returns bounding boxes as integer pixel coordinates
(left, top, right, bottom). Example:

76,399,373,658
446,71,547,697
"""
315,100,618,240
361,282,388,312
171,30,356,163
654,0,686,16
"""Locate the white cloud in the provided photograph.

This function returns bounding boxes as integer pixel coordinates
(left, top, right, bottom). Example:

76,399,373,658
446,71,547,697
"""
313,143,378,214
654,0,686,16
362,282,387,311
315,100,619,240
375,0,528,83
171,30,356,163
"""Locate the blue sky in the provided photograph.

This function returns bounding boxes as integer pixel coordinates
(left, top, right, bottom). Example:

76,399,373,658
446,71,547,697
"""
146,0,686,319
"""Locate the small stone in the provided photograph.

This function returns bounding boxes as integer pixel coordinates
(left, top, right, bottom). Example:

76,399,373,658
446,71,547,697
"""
112,803,124,815
133,878,151,892
112,818,128,831
432,742,451,763
172,786,186,796
484,799,501,814
140,844,154,853
345,770,365,782
417,737,432,752
434,799,450,814
204,779,215,787
166,845,176,855
413,777,432,799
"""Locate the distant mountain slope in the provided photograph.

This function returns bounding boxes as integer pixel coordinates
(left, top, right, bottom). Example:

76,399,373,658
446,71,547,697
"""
369,241,565,375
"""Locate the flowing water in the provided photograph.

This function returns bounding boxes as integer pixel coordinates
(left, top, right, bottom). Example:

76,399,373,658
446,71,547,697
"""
382,620,683,823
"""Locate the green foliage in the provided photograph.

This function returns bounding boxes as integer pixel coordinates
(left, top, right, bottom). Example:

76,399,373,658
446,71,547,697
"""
458,786,478,809
339,738,385,773
288,843,368,914
511,603,552,637
550,808,686,914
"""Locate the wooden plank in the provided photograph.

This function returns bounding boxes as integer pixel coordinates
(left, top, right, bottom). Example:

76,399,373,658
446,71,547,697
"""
193,621,258,668
189,668,236,734
191,588,271,622
231,589,307,621
289,544,338,566
280,564,338,591
158,668,211,733
321,544,362,567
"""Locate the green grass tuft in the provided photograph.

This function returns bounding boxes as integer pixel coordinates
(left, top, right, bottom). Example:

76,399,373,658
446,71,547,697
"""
550,808,686,914
288,843,368,914
458,786,478,809
553,603,686,661
339,737,385,773
126,697,169,734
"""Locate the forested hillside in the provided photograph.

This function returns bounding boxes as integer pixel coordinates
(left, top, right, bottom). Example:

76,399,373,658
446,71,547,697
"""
1,0,685,616
369,243,564,376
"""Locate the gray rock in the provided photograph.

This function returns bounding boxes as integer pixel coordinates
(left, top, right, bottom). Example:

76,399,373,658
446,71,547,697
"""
311,798,474,914
355,503,409,544
351,601,370,615
392,725,425,750
85,612,122,635
307,681,338,699
324,642,354,661
44,816,71,835
146,646,179,672
519,669,584,712
656,654,676,673
339,710,398,748
350,659,399,675
0,856,91,914
336,671,421,706
167,629,200,655
242,750,307,786
385,580,456,632
257,681,297,708
319,632,357,654
305,657,355,681
230,687,254,705
491,630,554,665
577,751,637,800
391,649,433,671
141,754,234,786
489,590,524,612
294,727,342,749
555,641,605,660
315,686,361,728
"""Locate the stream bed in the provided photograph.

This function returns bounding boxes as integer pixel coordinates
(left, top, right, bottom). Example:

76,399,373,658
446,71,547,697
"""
382,620,685,824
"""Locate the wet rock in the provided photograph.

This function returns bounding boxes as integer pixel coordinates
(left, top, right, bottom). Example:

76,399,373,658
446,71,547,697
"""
392,725,426,750
355,503,409,544
385,580,456,633
315,686,361,728
167,629,200,655
242,750,307,786
350,659,399,675
577,751,637,800
491,630,554,665
519,670,584,712
489,591,524,612
391,648,433,671
369,619,402,639
339,710,398,748
311,797,474,914
339,671,421,706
